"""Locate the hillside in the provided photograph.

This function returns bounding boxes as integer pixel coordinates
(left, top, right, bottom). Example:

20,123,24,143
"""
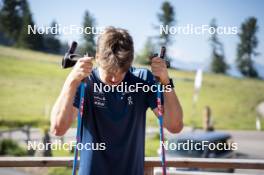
0,45,264,130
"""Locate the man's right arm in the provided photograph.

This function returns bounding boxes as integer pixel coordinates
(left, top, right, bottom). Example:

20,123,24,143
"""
50,78,79,136
50,57,93,136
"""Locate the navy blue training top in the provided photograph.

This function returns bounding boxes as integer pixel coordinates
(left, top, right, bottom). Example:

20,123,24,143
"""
73,67,160,175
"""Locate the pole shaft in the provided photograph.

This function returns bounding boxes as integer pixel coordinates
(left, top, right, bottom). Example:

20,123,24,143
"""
72,82,86,175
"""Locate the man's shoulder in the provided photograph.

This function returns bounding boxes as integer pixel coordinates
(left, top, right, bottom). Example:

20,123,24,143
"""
129,67,155,83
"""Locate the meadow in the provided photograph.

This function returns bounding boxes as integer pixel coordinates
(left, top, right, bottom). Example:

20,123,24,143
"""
0,45,264,130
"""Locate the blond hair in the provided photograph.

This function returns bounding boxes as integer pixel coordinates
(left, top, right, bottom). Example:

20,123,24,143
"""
96,27,134,73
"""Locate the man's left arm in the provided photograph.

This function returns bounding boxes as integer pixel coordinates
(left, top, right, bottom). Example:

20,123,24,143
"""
151,57,183,133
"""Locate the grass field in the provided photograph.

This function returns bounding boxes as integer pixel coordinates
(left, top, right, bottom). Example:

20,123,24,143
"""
0,45,264,130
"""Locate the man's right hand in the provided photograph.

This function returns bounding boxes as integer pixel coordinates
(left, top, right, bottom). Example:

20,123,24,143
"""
68,56,94,85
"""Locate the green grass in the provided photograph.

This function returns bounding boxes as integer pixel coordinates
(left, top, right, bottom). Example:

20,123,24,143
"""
48,167,72,175
0,46,70,129
145,135,160,156
146,68,264,130
0,45,264,130
52,149,74,157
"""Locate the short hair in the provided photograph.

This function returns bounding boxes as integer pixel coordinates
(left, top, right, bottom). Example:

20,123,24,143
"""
96,27,134,73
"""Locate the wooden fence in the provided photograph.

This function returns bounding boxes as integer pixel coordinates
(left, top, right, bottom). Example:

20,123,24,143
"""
0,157,264,175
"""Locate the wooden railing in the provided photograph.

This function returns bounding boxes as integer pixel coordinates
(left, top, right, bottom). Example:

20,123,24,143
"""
0,157,264,175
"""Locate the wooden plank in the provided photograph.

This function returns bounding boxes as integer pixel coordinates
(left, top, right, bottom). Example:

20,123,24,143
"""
0,157,76,167
0,157,264,170
144,157,264,169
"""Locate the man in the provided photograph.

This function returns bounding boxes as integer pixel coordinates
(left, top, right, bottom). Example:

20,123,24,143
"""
50,27,183,175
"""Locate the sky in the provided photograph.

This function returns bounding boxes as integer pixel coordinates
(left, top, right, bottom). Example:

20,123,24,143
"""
27,0,264,75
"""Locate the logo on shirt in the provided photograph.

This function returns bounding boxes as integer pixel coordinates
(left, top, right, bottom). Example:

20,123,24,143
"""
94,92,106,108
127,96,133,105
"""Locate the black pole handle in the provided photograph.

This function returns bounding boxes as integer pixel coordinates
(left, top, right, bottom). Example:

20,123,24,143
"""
62,41,79,68
160,46,166,59
69,41,77,54
149,46,170,68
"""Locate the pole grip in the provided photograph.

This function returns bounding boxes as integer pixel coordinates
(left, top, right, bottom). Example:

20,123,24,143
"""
69,41,77,54
160,46,166,59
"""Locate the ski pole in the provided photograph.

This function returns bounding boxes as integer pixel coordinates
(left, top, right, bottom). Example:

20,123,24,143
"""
72,80,86,175
157,46,167,175
61,41,87,175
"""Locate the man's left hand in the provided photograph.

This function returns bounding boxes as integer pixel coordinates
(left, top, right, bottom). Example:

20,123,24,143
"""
150,57,170,85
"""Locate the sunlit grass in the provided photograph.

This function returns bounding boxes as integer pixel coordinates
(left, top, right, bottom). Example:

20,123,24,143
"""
1,45,264,130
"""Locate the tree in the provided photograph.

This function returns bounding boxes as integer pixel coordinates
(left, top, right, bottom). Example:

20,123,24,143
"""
0,15,10,45
0,31,12,45
16,0,44,50
209,19,228,74
135,38,156,65
236,17,259,78
0,0,23,43
157,1,176,47
43,20,61,54
80,11,96,55
154,1,176,66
